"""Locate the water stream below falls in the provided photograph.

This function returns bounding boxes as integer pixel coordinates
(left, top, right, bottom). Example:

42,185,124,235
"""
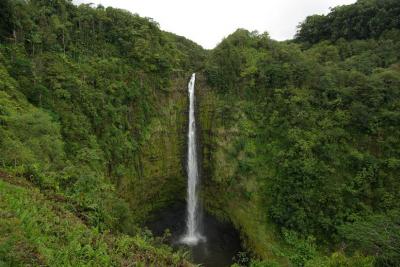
146,74,243,266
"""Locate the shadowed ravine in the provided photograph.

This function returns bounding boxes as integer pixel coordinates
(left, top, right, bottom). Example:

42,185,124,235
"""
147,202,242,267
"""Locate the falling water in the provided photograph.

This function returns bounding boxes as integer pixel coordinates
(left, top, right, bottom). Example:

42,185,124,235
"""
181,73,204,246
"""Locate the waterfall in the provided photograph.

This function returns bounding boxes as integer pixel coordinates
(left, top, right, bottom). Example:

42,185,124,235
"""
181,73,204,245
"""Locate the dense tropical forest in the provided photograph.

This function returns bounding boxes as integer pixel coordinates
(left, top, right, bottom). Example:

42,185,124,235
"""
0,0,399,266
0,0,204,265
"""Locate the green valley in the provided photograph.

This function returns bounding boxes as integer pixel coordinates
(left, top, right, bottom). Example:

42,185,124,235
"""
1,0,400,266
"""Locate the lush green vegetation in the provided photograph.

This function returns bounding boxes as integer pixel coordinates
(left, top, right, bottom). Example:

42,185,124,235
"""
201,0,400,266
1,0,399,266
0,0,206,223
0,175,191,266
296,0,400,44
0,0,203,265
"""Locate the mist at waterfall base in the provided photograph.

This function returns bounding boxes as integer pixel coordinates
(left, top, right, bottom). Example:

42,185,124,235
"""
146,74,242,267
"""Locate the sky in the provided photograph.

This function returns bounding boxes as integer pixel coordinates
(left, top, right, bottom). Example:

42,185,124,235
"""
73,0,356,49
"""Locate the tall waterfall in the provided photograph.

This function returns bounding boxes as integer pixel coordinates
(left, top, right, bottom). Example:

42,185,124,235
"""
181,73,204,245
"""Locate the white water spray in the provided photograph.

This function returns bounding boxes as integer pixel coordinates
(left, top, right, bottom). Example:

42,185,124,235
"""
181,73,204,246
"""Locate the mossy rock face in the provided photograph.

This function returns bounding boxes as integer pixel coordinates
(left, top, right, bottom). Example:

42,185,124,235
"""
196,75,289,265
117,78,189,223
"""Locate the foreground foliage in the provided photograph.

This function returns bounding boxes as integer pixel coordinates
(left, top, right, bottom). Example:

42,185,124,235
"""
0,176,191,266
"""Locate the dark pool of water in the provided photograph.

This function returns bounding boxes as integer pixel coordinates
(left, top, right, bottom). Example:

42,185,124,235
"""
146,202,243,267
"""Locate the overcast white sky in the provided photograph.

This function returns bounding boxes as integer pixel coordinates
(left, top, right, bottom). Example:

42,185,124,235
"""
73,0,356,49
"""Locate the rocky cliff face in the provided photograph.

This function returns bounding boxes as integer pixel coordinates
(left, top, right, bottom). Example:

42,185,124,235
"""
119,72,286,261
118,78,189,223
196,73,288,264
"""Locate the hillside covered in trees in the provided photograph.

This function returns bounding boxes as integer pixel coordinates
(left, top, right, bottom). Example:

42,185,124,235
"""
1,0,400,266
202,0,400,266
0,0,204,265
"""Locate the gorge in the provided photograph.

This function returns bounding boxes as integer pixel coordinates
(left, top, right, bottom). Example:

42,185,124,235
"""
147,74,243,267
1,0,400,266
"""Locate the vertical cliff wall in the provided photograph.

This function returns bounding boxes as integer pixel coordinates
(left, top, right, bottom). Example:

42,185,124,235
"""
117,78,188,223
196,73,288,265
